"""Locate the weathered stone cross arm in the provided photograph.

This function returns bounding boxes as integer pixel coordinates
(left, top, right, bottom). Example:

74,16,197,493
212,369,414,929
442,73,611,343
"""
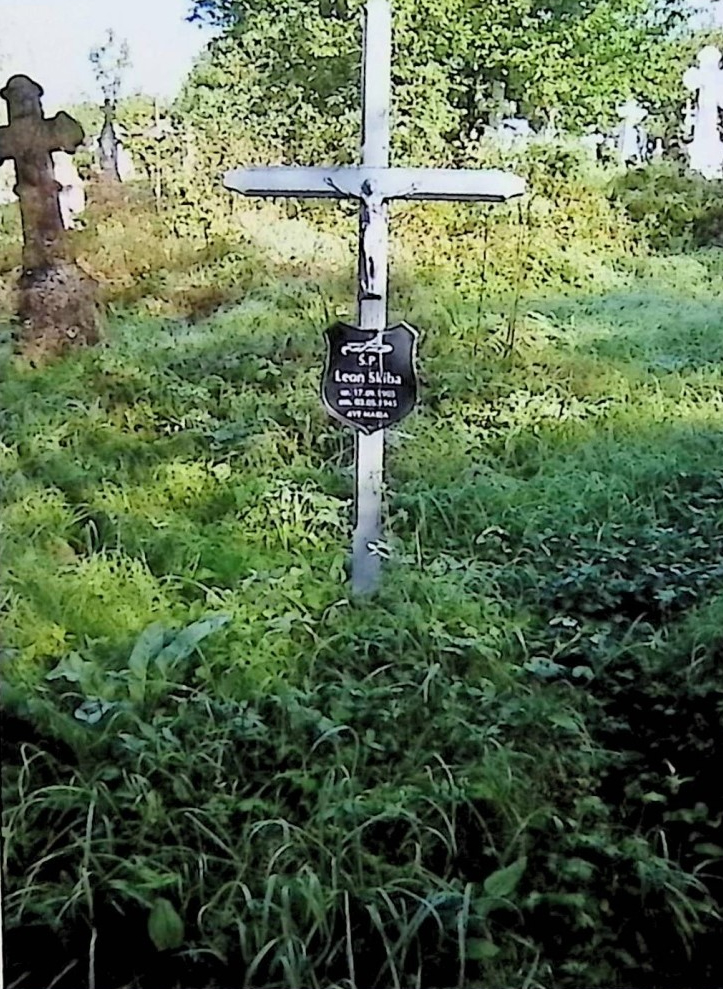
0,76,84,163
0,110,83,162
224,165,526,203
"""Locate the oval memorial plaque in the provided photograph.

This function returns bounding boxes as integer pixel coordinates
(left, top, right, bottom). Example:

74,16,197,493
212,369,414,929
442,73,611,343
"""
322,321,419,434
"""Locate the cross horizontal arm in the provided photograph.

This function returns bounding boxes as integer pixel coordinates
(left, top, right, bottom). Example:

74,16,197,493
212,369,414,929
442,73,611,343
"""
389,167,525,202
49,112,85,155
0,113,84,163
224,165,525,203
224,166,359,199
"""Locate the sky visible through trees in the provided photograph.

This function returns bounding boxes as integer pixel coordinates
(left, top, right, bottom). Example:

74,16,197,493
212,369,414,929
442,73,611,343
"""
0,0,216,110
0,0,718,112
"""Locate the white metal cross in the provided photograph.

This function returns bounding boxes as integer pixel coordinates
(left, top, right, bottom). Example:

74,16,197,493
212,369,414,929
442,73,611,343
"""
224,0,525,597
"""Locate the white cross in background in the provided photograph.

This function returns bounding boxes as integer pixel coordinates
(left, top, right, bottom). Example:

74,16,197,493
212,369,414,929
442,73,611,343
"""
224,0,526,596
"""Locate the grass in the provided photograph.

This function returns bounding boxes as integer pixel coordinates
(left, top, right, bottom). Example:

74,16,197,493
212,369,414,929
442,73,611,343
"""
2,176,723,988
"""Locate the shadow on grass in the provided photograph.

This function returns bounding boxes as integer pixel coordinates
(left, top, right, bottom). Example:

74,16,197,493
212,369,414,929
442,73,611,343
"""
3,267,723,662
0,182,358,327
523,289,723,371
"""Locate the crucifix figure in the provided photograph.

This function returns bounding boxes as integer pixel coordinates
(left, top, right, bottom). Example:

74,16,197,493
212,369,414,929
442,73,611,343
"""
0,75,98,356
683,46,723,180
224,0,525,596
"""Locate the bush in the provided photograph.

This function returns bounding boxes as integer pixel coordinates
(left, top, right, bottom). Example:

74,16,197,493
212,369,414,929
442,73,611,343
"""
610,161,723,252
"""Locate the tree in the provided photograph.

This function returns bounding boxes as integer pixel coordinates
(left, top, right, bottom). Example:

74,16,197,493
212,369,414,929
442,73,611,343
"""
181,0,693,169
89,28,131,106
89,29,132,182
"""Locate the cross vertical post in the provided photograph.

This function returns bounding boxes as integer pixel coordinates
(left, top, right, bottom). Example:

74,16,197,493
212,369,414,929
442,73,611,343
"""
353,0,392,596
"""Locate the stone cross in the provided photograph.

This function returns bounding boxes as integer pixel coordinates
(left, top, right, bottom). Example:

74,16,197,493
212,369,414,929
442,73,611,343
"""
98,98,120,182
116,140,136,182
0,75,84,269
53,151,85,230
683,46,723,180
616,98,648,166
224,0,525,596
0,75,98,357
580,130,605,159
489,80,515,130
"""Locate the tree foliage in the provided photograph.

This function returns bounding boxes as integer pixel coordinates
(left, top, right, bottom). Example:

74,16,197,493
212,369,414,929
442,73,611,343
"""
89,28,131,106
182,0,692,166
